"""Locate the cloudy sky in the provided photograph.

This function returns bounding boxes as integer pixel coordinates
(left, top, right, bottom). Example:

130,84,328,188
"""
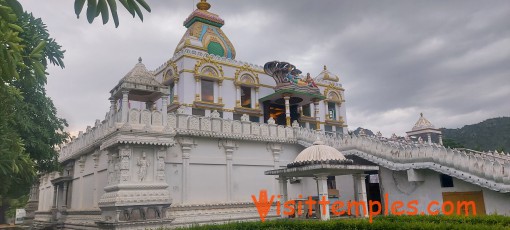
19,0,510,137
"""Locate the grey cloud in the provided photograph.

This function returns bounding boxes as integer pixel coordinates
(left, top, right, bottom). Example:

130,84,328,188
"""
18,0,510,136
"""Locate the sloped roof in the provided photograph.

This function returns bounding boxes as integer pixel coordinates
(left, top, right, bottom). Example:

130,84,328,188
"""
412,113,435,131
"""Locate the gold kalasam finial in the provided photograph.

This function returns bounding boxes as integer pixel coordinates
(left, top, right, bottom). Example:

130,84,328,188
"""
138,57,142,63
197,0,211,10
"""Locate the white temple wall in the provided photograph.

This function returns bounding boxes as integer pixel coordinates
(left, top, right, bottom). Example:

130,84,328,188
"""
164,136,309,205
336,175,356,202
379,167,510,215
38,178,54,211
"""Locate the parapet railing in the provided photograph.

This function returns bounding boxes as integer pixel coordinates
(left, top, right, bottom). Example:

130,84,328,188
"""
57,111,510,192
295,128,510,192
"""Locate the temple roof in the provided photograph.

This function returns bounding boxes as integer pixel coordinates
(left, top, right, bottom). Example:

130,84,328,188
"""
120,57,162,87
110,57,167,101
315,65,339,82
412,113,435,131
174,0,236,59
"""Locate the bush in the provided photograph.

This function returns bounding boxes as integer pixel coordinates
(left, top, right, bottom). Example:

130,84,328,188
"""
175,215,510,230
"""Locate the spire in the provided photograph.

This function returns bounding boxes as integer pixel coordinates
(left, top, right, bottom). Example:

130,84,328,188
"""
412,113,435,131
138,57,142,63
176,0,236,59
197,0,211,11
315,64,339,82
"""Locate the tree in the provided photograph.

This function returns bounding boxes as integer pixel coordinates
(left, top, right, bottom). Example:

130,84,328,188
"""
0,0,151,222
0,1,68,223
442,138,465,149
74,0,151,27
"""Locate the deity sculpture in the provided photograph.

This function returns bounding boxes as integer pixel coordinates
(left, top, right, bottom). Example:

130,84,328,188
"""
305,73,317,87
264,61,320,93
137,152,151,182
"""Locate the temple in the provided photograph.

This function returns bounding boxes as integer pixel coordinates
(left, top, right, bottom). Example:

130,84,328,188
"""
27,1,510,229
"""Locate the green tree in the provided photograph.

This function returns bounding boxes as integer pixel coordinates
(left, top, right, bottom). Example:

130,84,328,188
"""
0,1,68,223
0,0,152,222
442,138,465,149
74,0,151,27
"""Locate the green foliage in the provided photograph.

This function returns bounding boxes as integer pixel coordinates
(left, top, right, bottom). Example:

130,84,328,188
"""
74,0,151,27
174,215,510,230
441,117,510,152
0,0,68,223
442,138,465,149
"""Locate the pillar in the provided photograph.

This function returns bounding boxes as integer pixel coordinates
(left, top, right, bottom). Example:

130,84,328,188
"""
220,140,236,201
284,94,291,127
52,185,58,209
195,77,200,101
178,137,194,203
313,99,320,131
109,99,116,114
62,182,68,209
218,81,223,104
439,134,443,145
315,175,330,220
353,174,369,217
255,88,260,109
277,176,288,218
226,150,233,201
324,100,329,120
162,97,168,126
427,133,432,144
121,90,129,123
235,86,241,107
174,79,179,102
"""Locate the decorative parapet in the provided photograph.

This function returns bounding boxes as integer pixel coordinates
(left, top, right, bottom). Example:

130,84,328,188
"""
58,107,510,193
58,108,172,162
295,129,510,193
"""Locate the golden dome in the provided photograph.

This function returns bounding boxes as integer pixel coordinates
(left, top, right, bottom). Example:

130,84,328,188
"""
197,0,211,11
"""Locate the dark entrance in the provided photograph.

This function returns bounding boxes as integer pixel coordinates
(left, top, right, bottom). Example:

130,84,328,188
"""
262,99,300,126
365,170,382,213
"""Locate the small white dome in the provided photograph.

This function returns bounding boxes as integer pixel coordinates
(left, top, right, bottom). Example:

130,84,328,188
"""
288,140,351,167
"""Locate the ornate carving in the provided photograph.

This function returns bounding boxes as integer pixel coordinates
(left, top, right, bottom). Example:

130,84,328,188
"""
119,146,132,182
137,152,151,182
78,155,86,173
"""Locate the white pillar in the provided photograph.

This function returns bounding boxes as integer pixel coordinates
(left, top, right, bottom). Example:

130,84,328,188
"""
353,174,369,217
439,134,443,145
236,86,241,107
313,100,320,131
179,139,194,203
427,133,432,144
195,78,200,101
109,99,116,114
255,88,260,109
226,149,233,201
162,97,168,126
324,101,329,120
284,94,291,127
277,176,288,218
218,80,223,104
315,175,330,220
121,90,129,123
173,79,179,103
52,185,57,209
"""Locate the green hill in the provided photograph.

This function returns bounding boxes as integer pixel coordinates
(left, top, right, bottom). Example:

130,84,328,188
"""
441,117,510,152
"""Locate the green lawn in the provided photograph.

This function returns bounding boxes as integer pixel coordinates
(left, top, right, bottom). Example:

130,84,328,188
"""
176,215,510,230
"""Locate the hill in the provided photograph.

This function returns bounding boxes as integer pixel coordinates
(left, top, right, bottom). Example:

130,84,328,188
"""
441,117,510,152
